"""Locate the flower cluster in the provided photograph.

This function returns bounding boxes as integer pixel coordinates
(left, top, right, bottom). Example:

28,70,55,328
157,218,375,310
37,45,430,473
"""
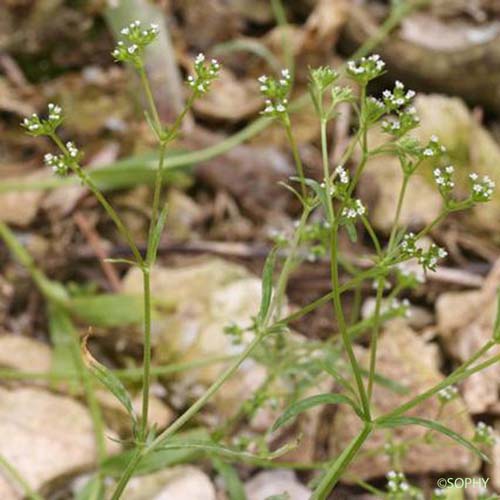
432,489,447,499
396,262,426,288
469,173,495,202
473,421,497,446
341,199,366,219
364,96,386,124
330,86,354,106
400,234,447,272
112,20,159,68
44,153,70,176
309,66,339,93
43,141,81,177
187,53,220,96
418,244,448,272
437,385,458,404
386,471,420,499
346,54,385,83
380,81,419,138
334,165,349,187
383,81,416,112
259,69,292,118
21,103,62,136
381,106,419,138
433,165,455,199
421,135,447,158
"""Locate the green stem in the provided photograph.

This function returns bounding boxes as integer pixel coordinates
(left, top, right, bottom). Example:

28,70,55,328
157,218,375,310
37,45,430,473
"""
360,215,382,256
50,135,144,266
366,276,385,402
268,206,310,322
319,116,370,420
139,268,152,439
138,65,162,135
312,422,373,499
0,454,44,500
110,333,264,498
330,228,371,419
387,174,409,253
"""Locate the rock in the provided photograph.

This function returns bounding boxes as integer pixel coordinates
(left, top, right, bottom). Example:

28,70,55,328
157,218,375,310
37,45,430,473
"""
0,387,119,495
121,258,266,387
244,470,311,500
0,478,19,500
0,334,52,373
436,259,500,414
117,466,216,500
0,187,44,227
329,322,479,482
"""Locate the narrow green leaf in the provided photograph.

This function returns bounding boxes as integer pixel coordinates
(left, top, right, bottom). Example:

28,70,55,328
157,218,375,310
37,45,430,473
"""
272,393,361,431
377,416,489,462
101,428,208,476
147,203,168,264
69,294,144,327
258,247,278,323
211,458,247,500
157,439,297,464
82,334,137,425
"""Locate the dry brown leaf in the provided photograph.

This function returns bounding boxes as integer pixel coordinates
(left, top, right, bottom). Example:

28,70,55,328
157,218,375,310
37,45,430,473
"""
0,333,52,374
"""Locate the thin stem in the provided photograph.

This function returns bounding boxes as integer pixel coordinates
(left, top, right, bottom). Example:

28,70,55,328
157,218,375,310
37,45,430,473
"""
366,276,385,401
139,268,152,439
268,206,311,322
110,333,264,498
147,142,167,257
330,228,371,419
360,215,382,256
320,119,334,221
138,65,162,135
387,173,409,252
50,135,144,266
312,422,373,499
319,116,370,419
0,454,44,500
109,447,143,500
